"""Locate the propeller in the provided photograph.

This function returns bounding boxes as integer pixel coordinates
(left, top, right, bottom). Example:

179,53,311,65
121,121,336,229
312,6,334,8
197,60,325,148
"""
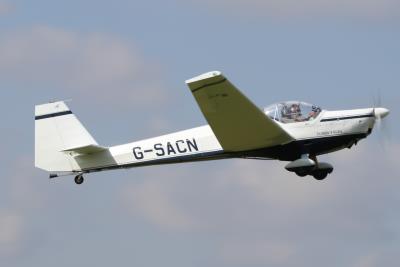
372,91,390,149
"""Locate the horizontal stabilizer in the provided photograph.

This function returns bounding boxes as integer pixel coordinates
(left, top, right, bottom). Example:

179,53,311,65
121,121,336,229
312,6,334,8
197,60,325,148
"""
62,144,107,155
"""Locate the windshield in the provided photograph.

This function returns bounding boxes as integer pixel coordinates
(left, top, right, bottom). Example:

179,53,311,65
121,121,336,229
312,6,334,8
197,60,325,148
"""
264,101,321,123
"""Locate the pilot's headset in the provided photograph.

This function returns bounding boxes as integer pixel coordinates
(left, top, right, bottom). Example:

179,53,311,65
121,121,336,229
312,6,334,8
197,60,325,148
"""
312,105,320,113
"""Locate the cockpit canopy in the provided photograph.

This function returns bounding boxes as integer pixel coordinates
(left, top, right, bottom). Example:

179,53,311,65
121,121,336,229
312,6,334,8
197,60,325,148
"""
264,101,322,124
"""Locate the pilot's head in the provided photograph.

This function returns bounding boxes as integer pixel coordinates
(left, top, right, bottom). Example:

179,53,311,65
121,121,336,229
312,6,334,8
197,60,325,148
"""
291,104,300,113
312,106,320,113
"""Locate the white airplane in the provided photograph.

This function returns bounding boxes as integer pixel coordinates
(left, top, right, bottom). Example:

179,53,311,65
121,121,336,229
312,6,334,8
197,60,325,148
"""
35,71,389,184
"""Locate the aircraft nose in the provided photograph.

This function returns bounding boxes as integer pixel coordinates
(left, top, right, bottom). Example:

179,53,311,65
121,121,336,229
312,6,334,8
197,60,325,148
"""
374,107,390,119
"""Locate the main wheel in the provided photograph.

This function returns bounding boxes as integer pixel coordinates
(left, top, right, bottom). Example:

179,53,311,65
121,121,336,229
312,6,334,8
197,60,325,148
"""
313,171,328,180
295,171,308,177
74,174,84,185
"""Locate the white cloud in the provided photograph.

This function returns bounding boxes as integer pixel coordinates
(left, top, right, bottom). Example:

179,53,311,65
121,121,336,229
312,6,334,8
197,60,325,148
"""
8,157,46,212
0,26,168,107
352,252,380,267
0,157,47,259
0,212,24,256
352,248,400,267
0,2,13,15
220,240,294,266
186,0,400,20
117,140,400,265
121,177,197,230
217,159,334,208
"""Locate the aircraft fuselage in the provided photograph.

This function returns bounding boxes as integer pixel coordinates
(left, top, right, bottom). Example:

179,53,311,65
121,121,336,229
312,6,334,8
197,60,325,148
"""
72,107,376,174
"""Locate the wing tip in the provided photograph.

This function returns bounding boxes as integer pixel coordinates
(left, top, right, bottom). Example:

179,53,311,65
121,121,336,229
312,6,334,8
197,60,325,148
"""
185,70,222,84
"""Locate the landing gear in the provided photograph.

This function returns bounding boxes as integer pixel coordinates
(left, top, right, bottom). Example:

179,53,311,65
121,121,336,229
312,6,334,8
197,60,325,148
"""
285,154,316,175
286,154,333,180
295,171,308,177
74,174,84,185
312,162,333,180
312,170,328,180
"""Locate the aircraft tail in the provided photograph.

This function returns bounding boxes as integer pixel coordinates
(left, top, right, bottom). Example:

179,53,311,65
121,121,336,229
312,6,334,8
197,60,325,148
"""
35,101,100,173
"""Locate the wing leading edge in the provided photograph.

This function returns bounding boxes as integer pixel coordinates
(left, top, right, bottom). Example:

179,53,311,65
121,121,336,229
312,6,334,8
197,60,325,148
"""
186,71,293,152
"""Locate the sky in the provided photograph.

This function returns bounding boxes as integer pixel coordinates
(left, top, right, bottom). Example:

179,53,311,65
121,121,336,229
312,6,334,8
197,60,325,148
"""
1,0,399,266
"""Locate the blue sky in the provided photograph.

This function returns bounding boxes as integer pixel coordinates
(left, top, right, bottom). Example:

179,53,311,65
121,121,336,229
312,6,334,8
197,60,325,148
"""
1,1,399,266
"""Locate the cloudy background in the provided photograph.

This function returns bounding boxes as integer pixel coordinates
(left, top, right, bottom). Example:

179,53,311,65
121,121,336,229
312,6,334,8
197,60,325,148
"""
1,0,399,266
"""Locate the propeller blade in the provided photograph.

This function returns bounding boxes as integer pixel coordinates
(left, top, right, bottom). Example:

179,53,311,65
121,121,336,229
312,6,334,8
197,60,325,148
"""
371,91,390,151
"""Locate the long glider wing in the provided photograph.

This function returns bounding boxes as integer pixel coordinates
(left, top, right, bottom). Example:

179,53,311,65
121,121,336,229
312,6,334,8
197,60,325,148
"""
186,71,293,152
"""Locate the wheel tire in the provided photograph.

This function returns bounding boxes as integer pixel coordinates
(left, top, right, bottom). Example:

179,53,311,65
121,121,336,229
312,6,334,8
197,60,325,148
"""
295,171,308,177
313,171,328,180
74,175,84,185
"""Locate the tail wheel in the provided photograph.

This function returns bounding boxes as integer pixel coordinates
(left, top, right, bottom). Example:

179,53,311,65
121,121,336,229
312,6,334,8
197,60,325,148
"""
74,174,84,185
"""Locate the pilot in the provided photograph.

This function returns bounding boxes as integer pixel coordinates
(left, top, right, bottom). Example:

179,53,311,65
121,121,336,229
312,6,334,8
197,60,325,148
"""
290,103,302,121
308,105,321,120
279,105,287,118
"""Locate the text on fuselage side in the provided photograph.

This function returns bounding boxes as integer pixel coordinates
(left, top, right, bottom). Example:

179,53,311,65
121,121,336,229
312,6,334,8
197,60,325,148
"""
132,138,199,160
317,130,343,136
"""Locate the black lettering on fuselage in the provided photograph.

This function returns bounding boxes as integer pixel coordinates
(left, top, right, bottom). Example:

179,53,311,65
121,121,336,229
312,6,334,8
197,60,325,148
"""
166,142,176,155
133,147,144,159
141,138,199,158
186,138,199,152
154,143,165,156
175,140,187,153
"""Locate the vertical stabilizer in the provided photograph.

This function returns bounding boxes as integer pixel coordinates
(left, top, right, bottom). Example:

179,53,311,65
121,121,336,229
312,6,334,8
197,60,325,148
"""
35,101,97,172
